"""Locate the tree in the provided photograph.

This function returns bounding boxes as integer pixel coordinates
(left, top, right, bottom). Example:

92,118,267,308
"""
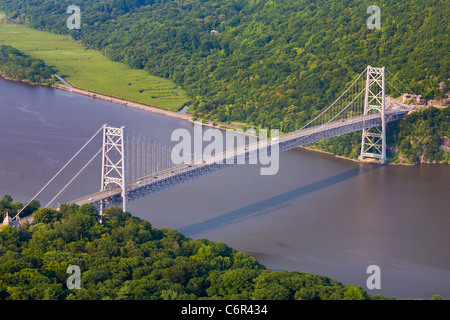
0,195,13,208
343,285,368,300
66,204,100,239
20,200,41,217
207,268,259,299
33,208,61,224
58,203,79,220
102,206,132,228
0,196,391,301
251,278,290,300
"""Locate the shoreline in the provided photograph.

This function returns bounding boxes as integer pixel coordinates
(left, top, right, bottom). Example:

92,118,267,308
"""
300,146,415,166
2,75,447,166
301,145,448,166
53,83,193,122
52,82,247,133
0,71,49,87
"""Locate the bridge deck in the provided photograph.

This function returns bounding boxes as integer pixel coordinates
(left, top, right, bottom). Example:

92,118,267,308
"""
72,99,417,210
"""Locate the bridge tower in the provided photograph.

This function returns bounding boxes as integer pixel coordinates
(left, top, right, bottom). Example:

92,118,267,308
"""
359,66,387,163
100,125,128,212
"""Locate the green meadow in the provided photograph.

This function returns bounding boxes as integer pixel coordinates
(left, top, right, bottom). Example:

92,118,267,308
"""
0,22,190,111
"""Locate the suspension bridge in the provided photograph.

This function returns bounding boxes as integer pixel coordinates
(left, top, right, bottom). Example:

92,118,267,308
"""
13,66,420,220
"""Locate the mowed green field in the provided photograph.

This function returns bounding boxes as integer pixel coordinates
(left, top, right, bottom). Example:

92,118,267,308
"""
0,22,191,111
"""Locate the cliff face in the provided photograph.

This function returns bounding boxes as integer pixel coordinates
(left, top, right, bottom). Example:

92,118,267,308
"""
387,107,450,164
440,136,450,153
414,136,450,164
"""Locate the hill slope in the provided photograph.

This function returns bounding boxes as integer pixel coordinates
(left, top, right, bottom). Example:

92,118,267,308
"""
0,0,448,130
0,197,391,300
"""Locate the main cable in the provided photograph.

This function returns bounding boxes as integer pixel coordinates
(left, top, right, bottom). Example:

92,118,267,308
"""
45,147,103,208
13,125,105,220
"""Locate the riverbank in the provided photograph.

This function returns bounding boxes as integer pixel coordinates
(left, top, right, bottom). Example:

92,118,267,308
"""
52,82,247,133
0,22,190,111
53,82,193,122
1,74,449,300
300,145,418,166
303,141,448,166
0,71,44,86
39,81,450,166
2,64,448,167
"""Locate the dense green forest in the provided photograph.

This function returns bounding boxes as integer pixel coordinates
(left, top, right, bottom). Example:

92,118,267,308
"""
387,106,450,163
311,106,450,164
0,196,394,300
0,45,54,84
0,1,447,302
0,0,448,131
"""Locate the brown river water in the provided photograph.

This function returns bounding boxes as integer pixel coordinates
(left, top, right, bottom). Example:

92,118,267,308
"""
0,78,449,299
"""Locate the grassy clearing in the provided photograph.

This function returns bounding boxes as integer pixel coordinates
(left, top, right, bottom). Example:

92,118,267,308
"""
0,22,191,111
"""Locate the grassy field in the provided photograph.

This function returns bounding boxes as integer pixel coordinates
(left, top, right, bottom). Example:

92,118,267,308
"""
0,21,191,111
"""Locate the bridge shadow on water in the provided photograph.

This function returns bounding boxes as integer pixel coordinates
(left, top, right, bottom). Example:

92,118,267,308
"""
178,164,379,237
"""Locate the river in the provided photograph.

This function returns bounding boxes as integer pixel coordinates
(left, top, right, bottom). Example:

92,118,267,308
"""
0,77,449,299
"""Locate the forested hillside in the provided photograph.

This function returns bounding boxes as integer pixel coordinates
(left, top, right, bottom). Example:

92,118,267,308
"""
0,0,448,131
0,196,391,300
387,106,450,163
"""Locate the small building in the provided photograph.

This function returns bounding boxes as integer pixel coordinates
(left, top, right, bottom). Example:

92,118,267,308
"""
210,30,219,35
2,212,21,228
2,212,11,226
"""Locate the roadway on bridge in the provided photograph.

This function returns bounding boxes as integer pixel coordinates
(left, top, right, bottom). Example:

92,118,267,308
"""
72,98,419,208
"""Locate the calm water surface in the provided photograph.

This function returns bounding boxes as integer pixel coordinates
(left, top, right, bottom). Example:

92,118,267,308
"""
1,78,449,299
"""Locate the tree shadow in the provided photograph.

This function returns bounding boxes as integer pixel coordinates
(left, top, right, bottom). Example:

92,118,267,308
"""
179,165,379,237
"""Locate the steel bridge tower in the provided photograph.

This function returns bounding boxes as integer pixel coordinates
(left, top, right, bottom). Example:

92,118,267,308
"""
359,66,387,163
100,125,128,212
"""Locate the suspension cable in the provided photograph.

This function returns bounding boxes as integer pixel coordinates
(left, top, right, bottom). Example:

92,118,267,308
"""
299,66,368,131
13,125,105,220
386,68,415,95
386,79,403,95
45,147,103,208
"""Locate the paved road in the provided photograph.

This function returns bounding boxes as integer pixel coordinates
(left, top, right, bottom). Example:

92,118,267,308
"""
54,74,73,87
